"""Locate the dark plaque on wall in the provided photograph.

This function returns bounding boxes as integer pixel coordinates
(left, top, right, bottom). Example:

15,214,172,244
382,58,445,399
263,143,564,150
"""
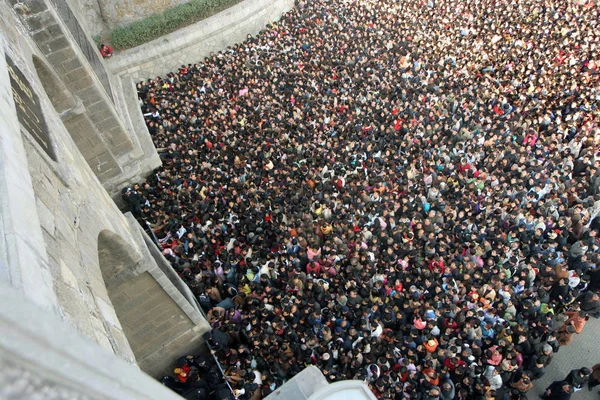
6,55,56,161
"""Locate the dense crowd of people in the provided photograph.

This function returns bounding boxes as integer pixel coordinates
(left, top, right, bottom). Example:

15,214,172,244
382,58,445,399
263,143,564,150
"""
122,0,600,398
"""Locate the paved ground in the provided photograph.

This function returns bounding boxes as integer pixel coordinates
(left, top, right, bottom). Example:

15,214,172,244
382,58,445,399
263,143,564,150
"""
531,315,600,400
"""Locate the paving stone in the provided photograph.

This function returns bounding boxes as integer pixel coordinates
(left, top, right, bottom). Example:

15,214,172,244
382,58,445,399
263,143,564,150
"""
532,316,600,400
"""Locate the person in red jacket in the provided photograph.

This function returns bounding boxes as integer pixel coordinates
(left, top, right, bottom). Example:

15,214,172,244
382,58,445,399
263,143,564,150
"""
444,356,466,372
306,261,321,275
99,44,113,58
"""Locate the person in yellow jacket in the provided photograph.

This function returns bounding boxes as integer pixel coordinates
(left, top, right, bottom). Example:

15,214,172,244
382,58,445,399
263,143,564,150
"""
321,222,333,236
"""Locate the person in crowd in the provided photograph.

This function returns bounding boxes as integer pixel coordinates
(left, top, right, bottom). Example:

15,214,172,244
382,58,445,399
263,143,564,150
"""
579,292,600,317
130,0,600,397
99,44,113,58
564,367,591,392
589,363,600,391
562,310,589,334
541,381,574,400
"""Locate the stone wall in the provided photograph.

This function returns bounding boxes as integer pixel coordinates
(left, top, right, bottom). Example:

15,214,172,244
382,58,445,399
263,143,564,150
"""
7,0,161,196
1,0,209,379
0,0,292,386
108,0,295,80
76,0,192,35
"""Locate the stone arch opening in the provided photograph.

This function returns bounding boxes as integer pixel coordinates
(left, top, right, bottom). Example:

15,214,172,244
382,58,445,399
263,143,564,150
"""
97,229,204,378
96,230,142,366
98,229,143,290
31,55,78,115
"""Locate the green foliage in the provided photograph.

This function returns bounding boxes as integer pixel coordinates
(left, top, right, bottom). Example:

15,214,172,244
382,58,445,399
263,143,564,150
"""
109,0,242,50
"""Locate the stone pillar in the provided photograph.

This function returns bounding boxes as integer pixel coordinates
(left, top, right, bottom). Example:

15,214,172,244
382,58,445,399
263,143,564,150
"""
0,43,60,314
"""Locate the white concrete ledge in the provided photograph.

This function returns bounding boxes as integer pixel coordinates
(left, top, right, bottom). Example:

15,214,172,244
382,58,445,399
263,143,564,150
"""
265,366,377,400
107,0,295,80
308,380,378,400
265,366,329,400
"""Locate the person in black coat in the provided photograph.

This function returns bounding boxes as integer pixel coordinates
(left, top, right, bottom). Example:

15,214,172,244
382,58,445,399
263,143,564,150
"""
564,368,591,391
529,357,546,380
550,279,570,302
515,333,534,359
579,292,600,317
540,380,574,400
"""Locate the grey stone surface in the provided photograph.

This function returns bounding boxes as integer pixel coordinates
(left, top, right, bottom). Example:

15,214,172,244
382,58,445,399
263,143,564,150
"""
0,38,60,315
74,0,194,34
532,316,600,400
0,282,184,400
69,0,108,36
108,0,295,80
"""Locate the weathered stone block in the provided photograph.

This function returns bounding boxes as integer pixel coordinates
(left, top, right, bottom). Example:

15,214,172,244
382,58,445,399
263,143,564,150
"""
94,152,119,167
36,197,56,235
24,0,48,14
87,107,111,124
60,57,83,74
64,68,89,84
45,37,71,53
81,144,106,159
32,29,53,44
22,10,54,31
59,258,81,289
86,130,103,147
75,86,99,103
65,129,84,142
33,176,59,209
46,23,63,39
45,48,76,66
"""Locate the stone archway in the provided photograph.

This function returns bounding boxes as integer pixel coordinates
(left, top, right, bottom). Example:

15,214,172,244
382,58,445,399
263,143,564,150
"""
97,228,209,378
98,229,144,290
